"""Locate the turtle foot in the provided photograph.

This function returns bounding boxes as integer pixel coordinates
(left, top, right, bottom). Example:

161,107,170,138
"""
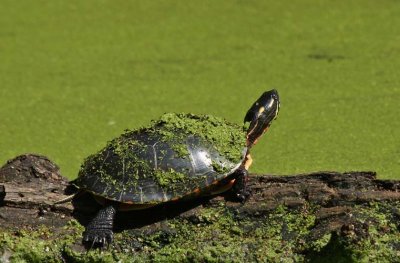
83,228,113,248
235,188,252,203
229,167,252,203
82,204,117,249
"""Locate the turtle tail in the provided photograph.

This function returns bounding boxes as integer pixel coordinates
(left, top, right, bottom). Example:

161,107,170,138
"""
64,179,80,195
52,179,81,205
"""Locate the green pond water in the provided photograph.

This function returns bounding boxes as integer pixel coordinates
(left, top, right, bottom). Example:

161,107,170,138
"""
0,0,399,179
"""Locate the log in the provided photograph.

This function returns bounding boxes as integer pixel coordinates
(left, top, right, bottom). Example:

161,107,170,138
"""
0,154,399,262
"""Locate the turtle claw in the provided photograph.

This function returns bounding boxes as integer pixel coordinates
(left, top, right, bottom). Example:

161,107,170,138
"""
83,229,113,249
83,205,116,249
235,189,252,203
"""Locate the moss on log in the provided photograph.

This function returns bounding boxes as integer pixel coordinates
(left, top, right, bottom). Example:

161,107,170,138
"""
1,154,400,262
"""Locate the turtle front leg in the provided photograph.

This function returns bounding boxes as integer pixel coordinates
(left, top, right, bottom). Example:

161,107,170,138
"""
83,204,117,248
231,168,251,203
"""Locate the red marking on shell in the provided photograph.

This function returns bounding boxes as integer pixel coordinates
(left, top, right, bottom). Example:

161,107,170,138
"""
211,180,219,185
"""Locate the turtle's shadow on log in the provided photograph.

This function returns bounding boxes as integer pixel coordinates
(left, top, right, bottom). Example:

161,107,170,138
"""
72,192,223,232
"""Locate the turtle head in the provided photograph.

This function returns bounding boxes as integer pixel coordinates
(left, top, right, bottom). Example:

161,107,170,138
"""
244,89,280,147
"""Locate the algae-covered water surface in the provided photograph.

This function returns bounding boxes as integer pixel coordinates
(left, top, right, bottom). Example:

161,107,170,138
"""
0,0,399,179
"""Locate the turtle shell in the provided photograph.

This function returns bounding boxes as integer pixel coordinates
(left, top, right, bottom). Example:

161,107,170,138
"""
76,113,247,204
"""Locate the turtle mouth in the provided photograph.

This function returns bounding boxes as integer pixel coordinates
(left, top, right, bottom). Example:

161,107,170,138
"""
271,92,280,120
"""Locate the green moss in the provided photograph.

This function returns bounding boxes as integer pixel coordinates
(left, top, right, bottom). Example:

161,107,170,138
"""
0,220,132,263
0,223,79,263
2,202,400,262
61,246,130,263
305,202,400,262
307,233,357,263
343,203,400,262
131,202,400,262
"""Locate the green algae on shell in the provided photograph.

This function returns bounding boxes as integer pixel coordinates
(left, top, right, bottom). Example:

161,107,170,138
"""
153,168,186,188
150,113,247,163
77,112,247,201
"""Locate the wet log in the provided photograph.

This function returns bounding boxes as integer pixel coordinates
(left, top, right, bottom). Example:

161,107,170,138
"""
1,154,399,262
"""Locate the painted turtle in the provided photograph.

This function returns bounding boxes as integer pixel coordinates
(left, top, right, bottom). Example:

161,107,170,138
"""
74,89,280,247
